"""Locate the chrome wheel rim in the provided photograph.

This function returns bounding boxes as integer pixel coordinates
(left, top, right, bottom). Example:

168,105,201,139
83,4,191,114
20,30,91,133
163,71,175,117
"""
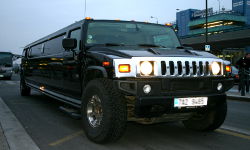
86,95,103,128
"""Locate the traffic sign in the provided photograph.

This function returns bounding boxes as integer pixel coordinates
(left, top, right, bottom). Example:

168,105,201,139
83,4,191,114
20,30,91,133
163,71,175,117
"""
205,45,210,51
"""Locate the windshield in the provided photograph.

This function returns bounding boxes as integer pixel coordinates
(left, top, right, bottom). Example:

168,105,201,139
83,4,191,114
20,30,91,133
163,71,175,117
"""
86,21,181,49
0,53,13,67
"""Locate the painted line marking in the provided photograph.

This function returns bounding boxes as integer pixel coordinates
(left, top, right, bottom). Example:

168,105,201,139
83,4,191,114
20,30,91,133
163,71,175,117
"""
221,125,250,136
48,130,84,146
217,129,250,140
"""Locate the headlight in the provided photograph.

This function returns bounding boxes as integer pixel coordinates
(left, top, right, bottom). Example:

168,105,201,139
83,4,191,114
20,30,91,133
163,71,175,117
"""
211,62,221,75
140,61,153,76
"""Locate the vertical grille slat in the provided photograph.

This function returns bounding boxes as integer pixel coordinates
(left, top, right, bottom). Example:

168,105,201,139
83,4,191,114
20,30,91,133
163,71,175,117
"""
182,61,186,76
192,61,197,75
161,61,166,75
169,61,175,75
205,61,210,75
199,61,203,75
177,61,182,75
185,61,190,75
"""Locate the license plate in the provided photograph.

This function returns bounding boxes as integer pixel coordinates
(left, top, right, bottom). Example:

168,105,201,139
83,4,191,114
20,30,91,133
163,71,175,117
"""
0,75,3,77
174,97,208,108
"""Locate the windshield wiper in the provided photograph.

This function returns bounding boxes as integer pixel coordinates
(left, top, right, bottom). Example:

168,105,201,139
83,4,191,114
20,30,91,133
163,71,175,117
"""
85,43,124,49
138,44,166,48
176,46,184,49
104,43,125,46
147,48,160,55
176,46,196,55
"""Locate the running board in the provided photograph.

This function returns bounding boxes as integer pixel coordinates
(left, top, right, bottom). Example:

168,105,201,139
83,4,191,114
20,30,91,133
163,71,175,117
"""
59,106,82,120
26,82,81,108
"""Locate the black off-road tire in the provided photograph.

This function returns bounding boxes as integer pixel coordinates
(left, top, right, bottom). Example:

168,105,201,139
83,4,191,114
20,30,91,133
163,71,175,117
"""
82,79,127,144
20,78,31,96
183,100,227,131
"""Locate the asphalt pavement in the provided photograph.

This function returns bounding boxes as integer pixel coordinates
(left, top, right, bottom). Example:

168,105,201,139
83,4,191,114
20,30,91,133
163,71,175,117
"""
1,74,250,150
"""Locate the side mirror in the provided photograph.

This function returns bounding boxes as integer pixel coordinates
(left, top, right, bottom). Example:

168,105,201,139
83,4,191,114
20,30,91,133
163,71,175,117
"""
62,38,77,50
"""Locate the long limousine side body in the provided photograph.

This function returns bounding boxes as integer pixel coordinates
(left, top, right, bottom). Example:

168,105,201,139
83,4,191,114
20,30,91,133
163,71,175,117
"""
20,18,234,143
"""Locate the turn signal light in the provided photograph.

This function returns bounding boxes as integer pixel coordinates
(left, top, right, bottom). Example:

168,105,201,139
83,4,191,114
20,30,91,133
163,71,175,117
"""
102,61,110,66
225,66,231,72
165,23,172,26
85,17,92,20
119,64,130,73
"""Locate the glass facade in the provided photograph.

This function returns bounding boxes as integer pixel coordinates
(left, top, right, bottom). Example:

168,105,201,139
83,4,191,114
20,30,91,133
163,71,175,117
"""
232,0,250,24
176,0,250,37
177,0,250,65
176,9,198,37
188,13,246,36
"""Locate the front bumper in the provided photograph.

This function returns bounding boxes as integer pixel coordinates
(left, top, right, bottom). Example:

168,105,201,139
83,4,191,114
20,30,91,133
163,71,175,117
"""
115,77,233,117
115,77,234,96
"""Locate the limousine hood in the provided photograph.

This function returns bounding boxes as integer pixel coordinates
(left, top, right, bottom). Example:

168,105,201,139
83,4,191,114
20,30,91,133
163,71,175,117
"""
88,46,218,59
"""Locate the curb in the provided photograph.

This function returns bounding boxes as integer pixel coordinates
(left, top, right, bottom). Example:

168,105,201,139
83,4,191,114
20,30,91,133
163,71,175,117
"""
0,97,40,150
0,124,9,150
227,95,250,102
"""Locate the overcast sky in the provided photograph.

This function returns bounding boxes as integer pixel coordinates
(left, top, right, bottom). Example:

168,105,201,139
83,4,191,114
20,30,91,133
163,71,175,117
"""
0,0,232,54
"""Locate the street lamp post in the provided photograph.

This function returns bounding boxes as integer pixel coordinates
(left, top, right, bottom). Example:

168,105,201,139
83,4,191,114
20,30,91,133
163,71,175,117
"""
150,16,158,24
217,0,221,13
205,0,208,46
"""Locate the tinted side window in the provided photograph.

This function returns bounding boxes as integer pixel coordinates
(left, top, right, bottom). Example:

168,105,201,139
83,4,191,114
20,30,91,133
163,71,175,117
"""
30,44,42,57
69,29,81,50
44,35,65,55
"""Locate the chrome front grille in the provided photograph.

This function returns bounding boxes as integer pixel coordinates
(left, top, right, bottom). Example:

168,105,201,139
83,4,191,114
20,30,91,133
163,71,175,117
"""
160,60,212,77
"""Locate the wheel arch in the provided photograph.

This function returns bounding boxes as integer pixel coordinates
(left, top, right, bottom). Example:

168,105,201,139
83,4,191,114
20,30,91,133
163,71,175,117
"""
82,66,108,90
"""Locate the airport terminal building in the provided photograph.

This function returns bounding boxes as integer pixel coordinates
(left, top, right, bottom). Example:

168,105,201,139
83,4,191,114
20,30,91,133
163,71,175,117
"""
176,0,250,64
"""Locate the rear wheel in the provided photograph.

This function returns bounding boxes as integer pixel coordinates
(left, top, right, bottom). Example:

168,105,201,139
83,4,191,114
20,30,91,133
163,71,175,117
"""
20,78,31,96
183,99,227,131
82,79,127,143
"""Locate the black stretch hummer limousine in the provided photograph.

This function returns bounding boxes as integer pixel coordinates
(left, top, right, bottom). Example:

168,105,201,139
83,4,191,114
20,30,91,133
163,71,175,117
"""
20,18,234,143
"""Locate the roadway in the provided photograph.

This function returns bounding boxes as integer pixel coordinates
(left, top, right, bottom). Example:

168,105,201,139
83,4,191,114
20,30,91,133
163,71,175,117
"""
0,74,250,150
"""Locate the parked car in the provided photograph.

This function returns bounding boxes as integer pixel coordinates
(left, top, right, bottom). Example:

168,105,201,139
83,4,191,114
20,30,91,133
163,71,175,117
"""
0,52,13,80
231,66,239,83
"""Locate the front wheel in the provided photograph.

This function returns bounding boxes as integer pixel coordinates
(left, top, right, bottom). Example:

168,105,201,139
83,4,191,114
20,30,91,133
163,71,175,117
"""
82,79,127,143
183,99,227,131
